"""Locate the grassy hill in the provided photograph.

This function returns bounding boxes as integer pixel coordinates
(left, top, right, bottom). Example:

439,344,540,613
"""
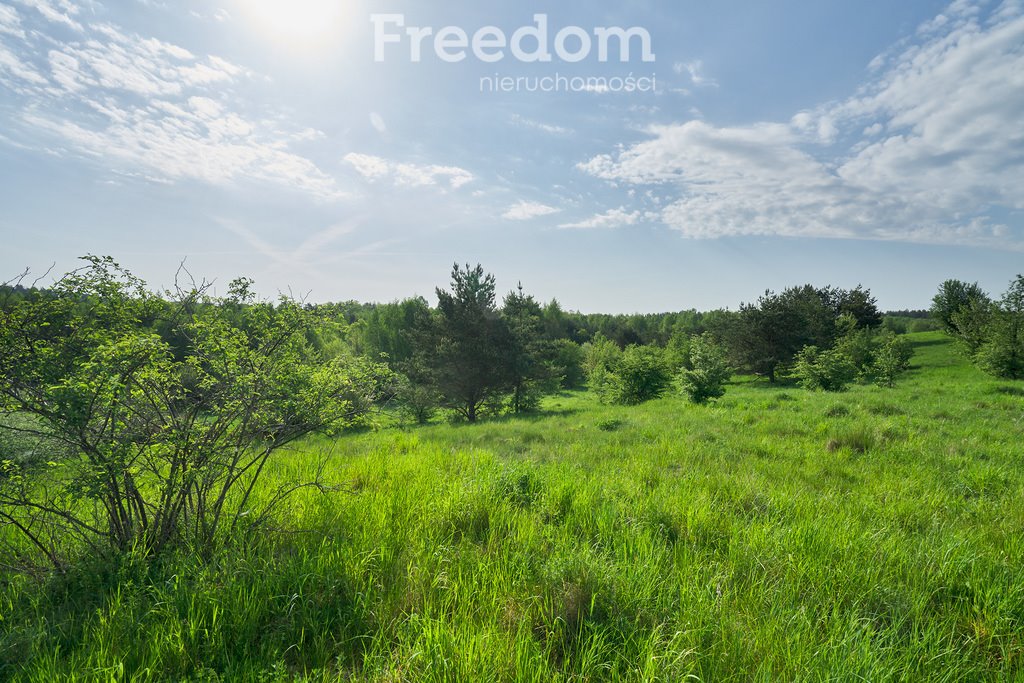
2,332,1022,681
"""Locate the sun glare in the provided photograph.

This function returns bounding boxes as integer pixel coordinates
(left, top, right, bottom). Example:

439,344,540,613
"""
240,0,349,46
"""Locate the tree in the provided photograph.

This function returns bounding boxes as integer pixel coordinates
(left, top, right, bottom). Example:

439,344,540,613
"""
832,285,883,329
502,283,556,414
677,334,731,404
582,333,622,398
873,334,914,387
0,257,392,571
931,280,990,336
975,275,1024,380
550,339,586,389
726,285,881,382
430,264,514,422
357,297,433,367
950,298,993,355
727,288,820,382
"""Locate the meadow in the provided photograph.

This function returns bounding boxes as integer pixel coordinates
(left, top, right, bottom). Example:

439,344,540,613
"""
1,331,1022,681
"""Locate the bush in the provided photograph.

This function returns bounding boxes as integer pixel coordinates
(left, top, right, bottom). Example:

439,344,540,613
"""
677,334,731,404
793,345,857,392
551,339,586,389
873,335,914,387
395,376,439,425
835,323,876,381
597,345,670,405
583,334,621,399
0,258,393,571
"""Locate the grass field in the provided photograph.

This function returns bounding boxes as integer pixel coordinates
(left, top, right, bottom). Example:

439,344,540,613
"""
2,332,1022,681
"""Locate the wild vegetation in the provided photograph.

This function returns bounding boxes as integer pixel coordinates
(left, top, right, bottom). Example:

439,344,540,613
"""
1,259,1021,681
933,276,1024,380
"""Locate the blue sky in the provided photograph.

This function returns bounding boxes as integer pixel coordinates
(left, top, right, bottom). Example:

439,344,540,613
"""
1,0,1022,312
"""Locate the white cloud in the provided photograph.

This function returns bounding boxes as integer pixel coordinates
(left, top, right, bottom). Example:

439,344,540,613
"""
559,207,641,230
0,45,47,85
502,200,561,221
14,0,82,32
0,15,345,200
0,5,27,39
510,114,573,136
343,152,389,180
580,1,1024,248
673,60,718,87
344,152,474,190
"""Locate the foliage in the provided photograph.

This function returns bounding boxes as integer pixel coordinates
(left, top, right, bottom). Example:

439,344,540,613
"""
352,297,432,367
726,285,880,383
426,264,516,422
394,374,440,425
549,339,586,389
792,345,857,392
676,334,731,404
663,330,693,374
931,279,990,336
3,333,1021,681
873,334,915,387
935,276,1024,380
974,275,1024,380
582,334,622,396
591,345,670,405
502,284,558,414
0,257,392,570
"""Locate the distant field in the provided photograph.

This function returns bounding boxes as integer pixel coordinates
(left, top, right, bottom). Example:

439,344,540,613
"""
2,332,1022,681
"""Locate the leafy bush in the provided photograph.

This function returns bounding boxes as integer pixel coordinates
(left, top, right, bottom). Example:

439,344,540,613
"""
793,345,857,392
676,334,731,404
550,339,586,389
583,334,622,399
592,345,670,405
395,376,439,425
873,334,914,387
0,257,393,571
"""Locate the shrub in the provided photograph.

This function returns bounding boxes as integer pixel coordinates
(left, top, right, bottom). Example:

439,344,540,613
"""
873,334,914,387
0,258,393,571
395,376,439,425
596,345,670,405
677,334,731,404
550,339,586,389
793,345,857,392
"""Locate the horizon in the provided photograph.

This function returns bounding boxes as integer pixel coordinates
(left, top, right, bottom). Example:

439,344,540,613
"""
2,0,1022,314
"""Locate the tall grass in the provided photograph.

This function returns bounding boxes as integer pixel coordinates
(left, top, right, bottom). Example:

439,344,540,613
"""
1,333,1022,680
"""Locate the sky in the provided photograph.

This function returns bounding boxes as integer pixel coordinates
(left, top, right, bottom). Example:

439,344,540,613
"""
0,0,1022,313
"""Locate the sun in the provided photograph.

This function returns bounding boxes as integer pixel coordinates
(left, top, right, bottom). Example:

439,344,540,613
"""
239,0,350,46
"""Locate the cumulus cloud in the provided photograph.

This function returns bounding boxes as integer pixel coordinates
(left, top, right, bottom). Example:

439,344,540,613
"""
502,200,561,221
559,207,642,230
580,0,1024,248
343,152,474,190
0,4,347,200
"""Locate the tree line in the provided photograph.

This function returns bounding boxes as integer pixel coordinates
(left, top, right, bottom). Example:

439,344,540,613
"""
0,257,933,573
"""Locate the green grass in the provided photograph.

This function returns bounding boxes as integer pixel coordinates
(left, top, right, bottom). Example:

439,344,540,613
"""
2,332,1023,681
